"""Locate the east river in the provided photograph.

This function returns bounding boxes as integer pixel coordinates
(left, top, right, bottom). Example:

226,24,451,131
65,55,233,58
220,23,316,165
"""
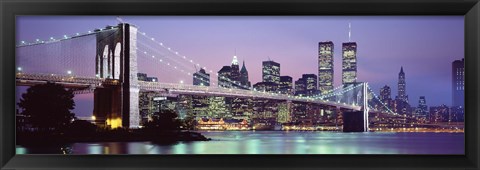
16,131,464,154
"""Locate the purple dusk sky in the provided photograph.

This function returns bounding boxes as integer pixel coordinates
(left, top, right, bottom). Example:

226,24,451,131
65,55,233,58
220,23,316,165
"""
16,16,464,117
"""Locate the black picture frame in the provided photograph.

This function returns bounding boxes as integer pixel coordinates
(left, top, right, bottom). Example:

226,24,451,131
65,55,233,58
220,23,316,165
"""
1,0,479,169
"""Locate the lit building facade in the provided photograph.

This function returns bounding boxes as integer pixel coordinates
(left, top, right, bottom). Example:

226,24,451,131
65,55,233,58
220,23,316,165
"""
138,92,158,124
262,60,280,84
193,68,210,86
395,67,411,115
292,102,308,124
230,56,241,86
191,95,209,118
137,73,147,81
450,106,464,122
217,56,250,90
294,74,317,96
304,74,318,96
279,76,293,95
218,66,232,88
206,96,230,118
380,85,391,104
429,105,450,123
342,42,357,86
137,73,162,125
137,72,157,82
416,96,428,118
239,60,251,88
252,99,279,129
397,67,408,103
294,78,306,96
318,41,334,94
452,58,464,107
253,82,278,92
294,78,305,96
277,101,292,123
176,95,192,119
231,98,253,121
145,77,158,82
307,104,324,125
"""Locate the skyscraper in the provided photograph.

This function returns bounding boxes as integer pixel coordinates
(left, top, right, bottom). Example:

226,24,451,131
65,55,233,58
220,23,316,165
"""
137,73,157,82
218,66,232,88
230,55,240,83
217,56,249,89
429,105,450,123
279,76,293,95
416,96,428,118
253,82,278,92
397,66,408,103
379,85,392,110
318,41,334,94
294,78,306,96
137,73,147,81
342,42,357,86
262,60,280,84
304,74,318,96
395,67,411,115
239,60,251,88
193,68,210,86
452,58,464,107
340,41,358,105
380,85,391,102
294,74,317,96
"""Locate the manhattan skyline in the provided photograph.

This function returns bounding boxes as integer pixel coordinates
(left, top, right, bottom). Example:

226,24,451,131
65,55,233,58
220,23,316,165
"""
16,16,464,117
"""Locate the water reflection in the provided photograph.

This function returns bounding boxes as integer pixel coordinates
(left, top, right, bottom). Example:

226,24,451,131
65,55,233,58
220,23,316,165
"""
15,147,27,154
16,131,464,154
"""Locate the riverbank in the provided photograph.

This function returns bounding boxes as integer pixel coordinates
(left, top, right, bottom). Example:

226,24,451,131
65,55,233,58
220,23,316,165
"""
17,130,210,146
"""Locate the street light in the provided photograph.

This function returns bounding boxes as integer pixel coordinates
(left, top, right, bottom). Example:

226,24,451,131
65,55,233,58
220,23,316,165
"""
91,115,96,121
67,70,72,75
17,67,22,71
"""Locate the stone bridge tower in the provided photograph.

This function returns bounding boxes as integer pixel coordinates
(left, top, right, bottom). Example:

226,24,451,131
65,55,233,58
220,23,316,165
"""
93,23,140,129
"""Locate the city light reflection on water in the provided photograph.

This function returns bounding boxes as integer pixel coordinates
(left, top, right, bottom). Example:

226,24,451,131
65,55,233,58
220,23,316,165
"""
16,131,464,154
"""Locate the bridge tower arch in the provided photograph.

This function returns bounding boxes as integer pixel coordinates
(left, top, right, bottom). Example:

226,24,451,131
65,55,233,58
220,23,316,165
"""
93,23,140,129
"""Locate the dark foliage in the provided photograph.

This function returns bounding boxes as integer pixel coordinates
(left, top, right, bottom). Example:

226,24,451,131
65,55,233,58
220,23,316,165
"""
144,109,181,131
182,115,196,130
18,83,75,132
66,120,97,137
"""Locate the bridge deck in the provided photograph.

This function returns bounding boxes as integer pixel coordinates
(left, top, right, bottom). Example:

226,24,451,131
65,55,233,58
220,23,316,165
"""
16,73,362,111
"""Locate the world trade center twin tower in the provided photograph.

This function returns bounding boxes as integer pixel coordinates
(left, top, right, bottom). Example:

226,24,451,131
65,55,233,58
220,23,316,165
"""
318,41,357,96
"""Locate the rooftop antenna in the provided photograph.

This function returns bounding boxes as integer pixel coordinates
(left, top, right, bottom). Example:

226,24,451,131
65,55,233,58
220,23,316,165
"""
348,22,351,42
194,64,198,72
117,16,124,24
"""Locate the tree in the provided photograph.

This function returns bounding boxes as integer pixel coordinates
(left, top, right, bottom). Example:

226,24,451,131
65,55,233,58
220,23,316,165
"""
182,115,197,130
144,109,181,131
18,83,75,132
67,120,97,137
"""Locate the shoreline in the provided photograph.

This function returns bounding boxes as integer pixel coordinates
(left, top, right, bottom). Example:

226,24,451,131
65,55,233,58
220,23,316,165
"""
16,130,210,147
